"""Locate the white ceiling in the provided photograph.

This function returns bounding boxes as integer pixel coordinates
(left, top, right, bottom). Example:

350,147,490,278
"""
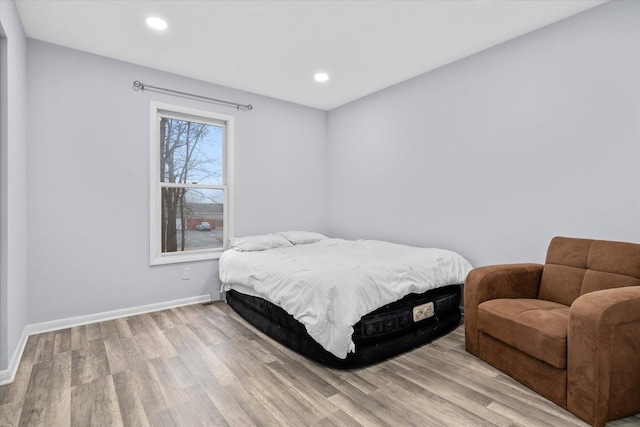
16,0,607,110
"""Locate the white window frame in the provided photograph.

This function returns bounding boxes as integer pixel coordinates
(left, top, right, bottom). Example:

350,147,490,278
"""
149,101,234,265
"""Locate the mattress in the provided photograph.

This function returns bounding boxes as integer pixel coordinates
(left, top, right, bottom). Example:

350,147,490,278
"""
226,284,462,368
220,237,472,359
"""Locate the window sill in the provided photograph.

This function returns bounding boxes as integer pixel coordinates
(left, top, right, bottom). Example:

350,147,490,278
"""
151,250,222,265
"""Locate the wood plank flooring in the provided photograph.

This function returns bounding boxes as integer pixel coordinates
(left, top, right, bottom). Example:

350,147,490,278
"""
1,302,639,426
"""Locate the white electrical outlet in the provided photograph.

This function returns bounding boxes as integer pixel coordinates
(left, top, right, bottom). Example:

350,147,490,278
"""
182,267,190,280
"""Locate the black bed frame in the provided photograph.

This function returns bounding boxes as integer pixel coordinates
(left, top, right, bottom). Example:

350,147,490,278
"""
225,284,462,369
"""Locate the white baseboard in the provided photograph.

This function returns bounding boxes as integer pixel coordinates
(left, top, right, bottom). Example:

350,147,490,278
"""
0,293,214,385
0,327,29,386
28,294,213,335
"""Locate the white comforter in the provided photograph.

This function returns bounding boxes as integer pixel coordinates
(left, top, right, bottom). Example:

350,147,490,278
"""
219,238,472,359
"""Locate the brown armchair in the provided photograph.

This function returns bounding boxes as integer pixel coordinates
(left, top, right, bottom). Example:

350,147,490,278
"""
465,237,640,427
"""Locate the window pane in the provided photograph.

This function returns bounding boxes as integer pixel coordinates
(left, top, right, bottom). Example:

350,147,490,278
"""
160,118,223,185
161,187,224,253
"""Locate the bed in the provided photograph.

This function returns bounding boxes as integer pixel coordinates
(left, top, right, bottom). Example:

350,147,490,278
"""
219,231,472,368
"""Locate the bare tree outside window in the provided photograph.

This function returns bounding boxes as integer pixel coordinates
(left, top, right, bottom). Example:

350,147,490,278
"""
150,102,233,265
159,117,225,254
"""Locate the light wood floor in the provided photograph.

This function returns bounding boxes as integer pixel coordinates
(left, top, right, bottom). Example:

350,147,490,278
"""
1,302,639,427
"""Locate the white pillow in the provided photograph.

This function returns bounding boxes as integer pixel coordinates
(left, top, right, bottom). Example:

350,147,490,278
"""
276,231,328,245
229,234,293,252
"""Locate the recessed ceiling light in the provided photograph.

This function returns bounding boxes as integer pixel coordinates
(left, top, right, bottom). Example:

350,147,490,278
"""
146,17,168,31
314,72,329,82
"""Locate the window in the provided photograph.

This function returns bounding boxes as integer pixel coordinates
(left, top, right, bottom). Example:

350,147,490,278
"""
150,102,233,265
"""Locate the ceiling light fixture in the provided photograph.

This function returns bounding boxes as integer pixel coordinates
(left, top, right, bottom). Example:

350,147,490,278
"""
314,72,329,82
146,17,168,31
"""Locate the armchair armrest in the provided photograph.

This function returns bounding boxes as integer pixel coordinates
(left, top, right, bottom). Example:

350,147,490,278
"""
568,286,640,427
464,263,543,355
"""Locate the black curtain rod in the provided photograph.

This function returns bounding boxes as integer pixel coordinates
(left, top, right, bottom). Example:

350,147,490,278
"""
133,80,253,111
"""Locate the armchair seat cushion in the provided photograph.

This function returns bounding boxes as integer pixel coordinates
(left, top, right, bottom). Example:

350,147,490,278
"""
478,298,570,369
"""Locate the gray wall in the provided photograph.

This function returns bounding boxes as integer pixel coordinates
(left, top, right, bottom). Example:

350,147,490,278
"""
0,0,28,369
327,0,640,266
26,40,327,324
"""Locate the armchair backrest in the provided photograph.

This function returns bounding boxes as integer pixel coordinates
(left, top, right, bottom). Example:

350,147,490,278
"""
538,236,640,306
